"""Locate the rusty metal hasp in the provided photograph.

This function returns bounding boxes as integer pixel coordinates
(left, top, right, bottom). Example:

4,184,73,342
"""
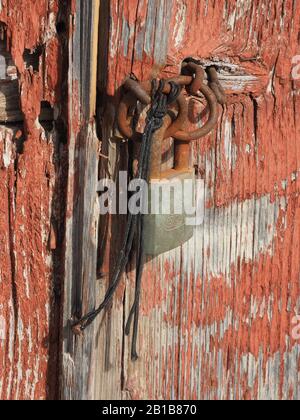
73,61,226,361
118,62,225,255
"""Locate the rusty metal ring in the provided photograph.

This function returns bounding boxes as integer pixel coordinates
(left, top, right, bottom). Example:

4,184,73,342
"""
164,93,188,138
117,91,140,140
123,79,151,105
117,90,188,141
181,62,205,96
172,83,219,142
117,67,223,142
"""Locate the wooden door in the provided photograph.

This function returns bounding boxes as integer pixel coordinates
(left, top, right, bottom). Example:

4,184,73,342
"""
63,0,300,401
79,0,299,401
0,0,299,401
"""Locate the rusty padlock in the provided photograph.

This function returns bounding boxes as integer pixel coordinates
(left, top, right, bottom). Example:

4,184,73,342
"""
118,63,223,256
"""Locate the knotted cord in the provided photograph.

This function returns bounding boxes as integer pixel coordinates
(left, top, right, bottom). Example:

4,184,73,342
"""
73,79,181,360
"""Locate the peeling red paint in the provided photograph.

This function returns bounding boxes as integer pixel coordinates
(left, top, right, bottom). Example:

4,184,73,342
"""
0,0,66,400
101,0,300,401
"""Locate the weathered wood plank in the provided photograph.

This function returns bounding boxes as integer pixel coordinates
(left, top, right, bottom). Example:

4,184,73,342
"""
93,0,300,401
61,0,100,401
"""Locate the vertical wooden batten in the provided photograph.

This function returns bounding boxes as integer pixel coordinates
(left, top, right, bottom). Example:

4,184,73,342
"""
61,0,100,400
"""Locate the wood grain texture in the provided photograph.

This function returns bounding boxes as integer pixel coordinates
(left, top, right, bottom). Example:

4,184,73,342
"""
93,0,300,400
61,0,100,401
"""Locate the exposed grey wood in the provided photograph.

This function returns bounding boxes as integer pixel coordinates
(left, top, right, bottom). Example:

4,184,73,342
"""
61,0,100,400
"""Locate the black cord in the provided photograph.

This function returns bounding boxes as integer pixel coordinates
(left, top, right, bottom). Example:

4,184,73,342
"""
73,80,181,360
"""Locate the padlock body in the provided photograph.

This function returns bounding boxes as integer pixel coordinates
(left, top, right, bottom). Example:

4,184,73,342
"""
143,169,195,256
